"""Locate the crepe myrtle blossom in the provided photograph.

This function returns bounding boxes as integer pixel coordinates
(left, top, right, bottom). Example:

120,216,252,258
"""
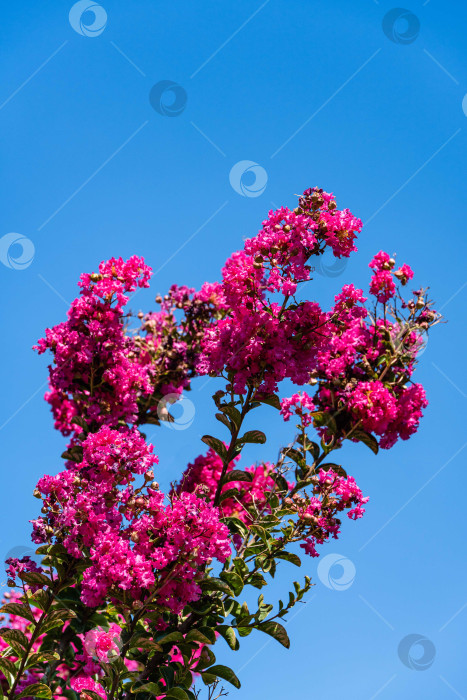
0,187,440,700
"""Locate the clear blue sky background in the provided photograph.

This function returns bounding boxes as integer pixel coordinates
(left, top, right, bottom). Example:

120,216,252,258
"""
1,1,466,698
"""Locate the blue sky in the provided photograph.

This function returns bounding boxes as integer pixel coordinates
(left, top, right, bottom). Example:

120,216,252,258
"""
1,1,466,698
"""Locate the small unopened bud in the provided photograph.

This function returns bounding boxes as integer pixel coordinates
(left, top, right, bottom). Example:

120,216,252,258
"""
137,311,144,319
41,506,48,514
416,298,425,309
155,295,163,304
145,470,154,481
33,488,41,499
150,481,159,490
130,531,140,543
388,257,396,268
135,497,146,507
284,498,293,507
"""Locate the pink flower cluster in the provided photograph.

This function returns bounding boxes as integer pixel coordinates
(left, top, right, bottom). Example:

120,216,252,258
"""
311,267,432,448
297,468,369,557
83,624,121,662
369,250,414,303
176,447,289,524
280,392,316,426
197,188,362,394
34,256,153,435
32,427,230,611
5,555,43,590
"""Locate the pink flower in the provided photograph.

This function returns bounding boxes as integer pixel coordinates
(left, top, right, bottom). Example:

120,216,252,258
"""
83,624,121,662
70,676,107,700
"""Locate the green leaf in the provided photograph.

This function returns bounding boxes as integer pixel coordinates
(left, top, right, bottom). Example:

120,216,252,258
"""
201,673,217,686
220,405,242,429
215,413,232,431
217,625,239,651
270,472,289,494
0,628,29,649
70,416,88,430
199,577,234,597
237,430,266,445
222,470,253,484
129,636,163,652
165,690,189,700
41,618,65,634
131,682,162,695
256,620,290,648
19,571,51,587
0,603,36,624
220,571,244,596
156,631,184,646
16,683,52,699
185,629,213,645
201,435,227,461
281,447,305,467
61,446,83,463
257,393,281,410
226,516,249,538
204,664,241,689
319,463,348,477
219,487,242,503
25,651,60,668
27,589,50,612
276,552,302,567
311,411,337,434
0,657,17,678
75,691,102,700
351,430,379,454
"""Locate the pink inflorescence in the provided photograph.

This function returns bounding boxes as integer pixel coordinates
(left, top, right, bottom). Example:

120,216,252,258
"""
299,469,369,558
32,426,230,612
34,256,153,435
196,187,362,394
